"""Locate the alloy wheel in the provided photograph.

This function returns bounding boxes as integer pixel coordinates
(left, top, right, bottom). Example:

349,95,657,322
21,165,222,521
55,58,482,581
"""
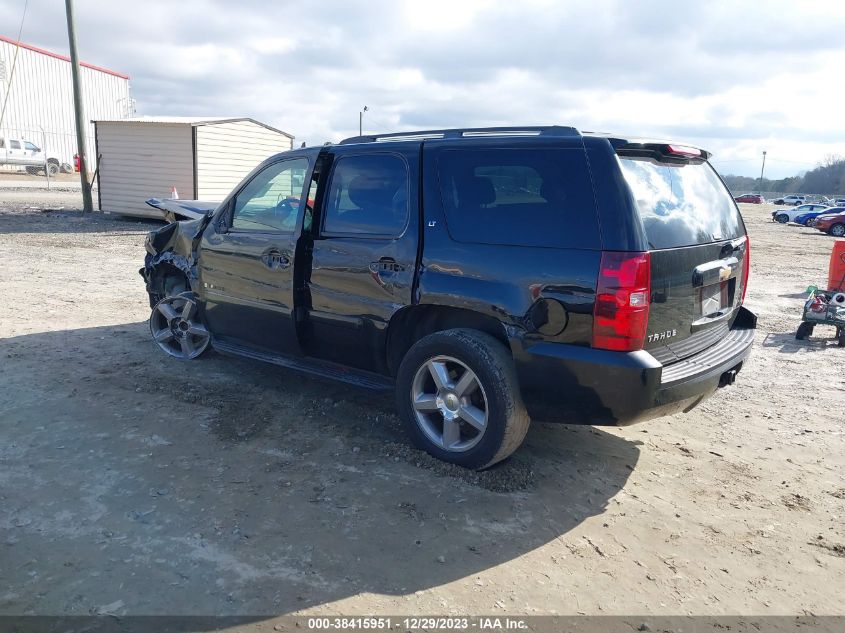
410,355,489,452
149,293,210,360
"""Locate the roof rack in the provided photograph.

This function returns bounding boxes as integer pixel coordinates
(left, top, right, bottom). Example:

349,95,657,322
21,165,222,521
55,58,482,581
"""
339,125,580,145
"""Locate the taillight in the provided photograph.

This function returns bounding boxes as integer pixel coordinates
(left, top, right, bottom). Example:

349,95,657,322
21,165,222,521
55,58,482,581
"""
592,251,651,352
740,237,750,304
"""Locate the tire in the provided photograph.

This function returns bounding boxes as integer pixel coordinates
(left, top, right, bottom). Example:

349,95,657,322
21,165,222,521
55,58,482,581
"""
395,328,530,470
804,218,814,227
796,322,814,340
46,160,60,176
829,223,845,237
775,214,789,224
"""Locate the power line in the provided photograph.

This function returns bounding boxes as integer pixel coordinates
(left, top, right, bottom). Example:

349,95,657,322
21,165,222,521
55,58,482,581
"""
0,0,29,129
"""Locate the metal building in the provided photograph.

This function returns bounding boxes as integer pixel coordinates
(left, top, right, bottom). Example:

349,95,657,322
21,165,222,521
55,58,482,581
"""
0,34,130,171
93,117,294,219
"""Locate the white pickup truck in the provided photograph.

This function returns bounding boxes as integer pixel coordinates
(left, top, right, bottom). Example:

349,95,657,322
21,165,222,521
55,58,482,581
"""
0,135,62,175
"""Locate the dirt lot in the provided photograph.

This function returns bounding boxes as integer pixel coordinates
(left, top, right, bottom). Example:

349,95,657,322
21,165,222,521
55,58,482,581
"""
0,189,843,618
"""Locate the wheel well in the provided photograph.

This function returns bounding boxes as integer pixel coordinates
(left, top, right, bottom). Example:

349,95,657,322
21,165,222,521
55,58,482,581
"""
385,305,511,376
148,263,190,303
47,158,59,164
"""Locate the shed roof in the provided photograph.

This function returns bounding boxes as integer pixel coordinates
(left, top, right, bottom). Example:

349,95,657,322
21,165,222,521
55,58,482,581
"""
92,116,293,139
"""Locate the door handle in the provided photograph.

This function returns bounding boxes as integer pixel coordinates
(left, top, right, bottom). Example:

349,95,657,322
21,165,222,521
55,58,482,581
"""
368,258,404,274
262,249,290,270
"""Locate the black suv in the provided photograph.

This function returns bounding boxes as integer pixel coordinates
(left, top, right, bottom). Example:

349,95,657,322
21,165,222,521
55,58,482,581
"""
141,126,755,469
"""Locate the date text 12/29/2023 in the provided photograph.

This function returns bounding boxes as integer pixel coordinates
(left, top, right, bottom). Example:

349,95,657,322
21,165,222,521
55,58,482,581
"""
305,617,529,631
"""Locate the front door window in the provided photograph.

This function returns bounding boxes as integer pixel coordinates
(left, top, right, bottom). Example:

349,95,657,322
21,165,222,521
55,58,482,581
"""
231,158,309,232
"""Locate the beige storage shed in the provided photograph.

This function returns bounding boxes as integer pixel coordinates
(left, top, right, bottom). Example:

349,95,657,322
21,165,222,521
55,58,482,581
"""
93,117,294,219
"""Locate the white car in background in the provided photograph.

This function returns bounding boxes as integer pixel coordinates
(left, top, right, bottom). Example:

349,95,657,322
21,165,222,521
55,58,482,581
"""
771,203,830,224
771,194,806,206
0,135,63,175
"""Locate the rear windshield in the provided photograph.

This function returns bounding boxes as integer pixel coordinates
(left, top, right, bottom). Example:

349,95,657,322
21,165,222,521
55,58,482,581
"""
436,148,600,249
618,157,744,249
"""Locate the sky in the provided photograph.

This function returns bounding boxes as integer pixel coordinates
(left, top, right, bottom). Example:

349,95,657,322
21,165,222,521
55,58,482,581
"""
1,0,843,179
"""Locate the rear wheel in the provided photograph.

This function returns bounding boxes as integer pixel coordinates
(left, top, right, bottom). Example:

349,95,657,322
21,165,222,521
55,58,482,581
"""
804,218,815,227
396,329,530,470
775,213,789,224
46,160,60,176
829,223,845,237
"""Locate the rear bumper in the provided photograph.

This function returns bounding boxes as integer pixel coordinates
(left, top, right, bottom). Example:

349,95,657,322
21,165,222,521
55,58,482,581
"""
512,306,757,425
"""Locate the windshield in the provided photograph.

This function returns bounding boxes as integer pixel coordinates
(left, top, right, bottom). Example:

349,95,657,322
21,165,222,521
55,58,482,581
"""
618,156,744,249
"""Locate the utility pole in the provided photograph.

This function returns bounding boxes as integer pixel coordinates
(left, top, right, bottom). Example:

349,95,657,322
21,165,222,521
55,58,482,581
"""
759,150,767,193
359,105,368,136
65,0,93,212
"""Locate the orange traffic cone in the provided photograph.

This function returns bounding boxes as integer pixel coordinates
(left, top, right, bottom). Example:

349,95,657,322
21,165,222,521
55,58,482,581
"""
170,186,179,199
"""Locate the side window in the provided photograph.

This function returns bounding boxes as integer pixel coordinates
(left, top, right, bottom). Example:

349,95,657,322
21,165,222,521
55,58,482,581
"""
323,154,409,236
24,141,39,151
231,158,309,232
10,140,21,150
436,148,600,249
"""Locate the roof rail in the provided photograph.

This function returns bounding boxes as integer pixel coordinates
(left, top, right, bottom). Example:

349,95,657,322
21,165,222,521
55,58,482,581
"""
339,125,580,145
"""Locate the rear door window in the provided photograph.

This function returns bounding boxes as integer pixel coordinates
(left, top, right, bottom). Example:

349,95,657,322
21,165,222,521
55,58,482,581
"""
323,153,409,237
436,148,600,249
618,157,744,249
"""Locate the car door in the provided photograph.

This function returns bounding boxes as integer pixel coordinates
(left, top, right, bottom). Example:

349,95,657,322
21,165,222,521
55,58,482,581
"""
23,141,41,166
197,154,314,355
301,146,420,372
7,139,23,164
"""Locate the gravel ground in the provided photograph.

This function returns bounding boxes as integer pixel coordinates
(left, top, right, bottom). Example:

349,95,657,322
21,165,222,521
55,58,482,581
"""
0,189,843,619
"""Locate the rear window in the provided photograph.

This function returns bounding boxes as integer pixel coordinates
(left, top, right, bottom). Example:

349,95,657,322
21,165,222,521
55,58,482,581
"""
436,148,600,249
618,157,744,249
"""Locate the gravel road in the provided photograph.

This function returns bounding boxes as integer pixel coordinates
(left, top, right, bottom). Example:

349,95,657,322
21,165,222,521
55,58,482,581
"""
0,189,842,618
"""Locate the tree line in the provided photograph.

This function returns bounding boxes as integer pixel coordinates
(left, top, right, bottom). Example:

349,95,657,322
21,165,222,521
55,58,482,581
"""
720,155,845,195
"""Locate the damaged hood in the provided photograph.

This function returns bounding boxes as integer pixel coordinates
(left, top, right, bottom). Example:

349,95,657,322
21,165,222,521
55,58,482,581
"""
144,217,206,258
145,197,220,223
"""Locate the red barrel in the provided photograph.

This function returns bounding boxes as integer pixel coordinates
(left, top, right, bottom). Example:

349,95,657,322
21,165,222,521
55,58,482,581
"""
830,240,845,291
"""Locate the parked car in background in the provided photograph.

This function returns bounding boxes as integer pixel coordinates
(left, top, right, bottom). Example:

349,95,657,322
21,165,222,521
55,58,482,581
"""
795,207,839,226
772,194,806,206
0,134,62,175
734,193,764,204
771,203,829,224
834,198,845,206
140,126,755,469
813,208,845,236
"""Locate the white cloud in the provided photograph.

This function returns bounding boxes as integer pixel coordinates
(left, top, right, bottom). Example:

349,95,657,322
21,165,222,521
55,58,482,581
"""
1,0,843,178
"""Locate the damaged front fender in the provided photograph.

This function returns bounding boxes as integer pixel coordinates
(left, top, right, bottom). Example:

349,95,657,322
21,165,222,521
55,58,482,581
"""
140,217,208,306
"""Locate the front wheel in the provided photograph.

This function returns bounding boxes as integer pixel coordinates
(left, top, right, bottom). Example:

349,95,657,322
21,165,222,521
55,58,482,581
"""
829,223,845,237
396,329,530,470
796,322,814,340
149,292,210,360
775,213,789,224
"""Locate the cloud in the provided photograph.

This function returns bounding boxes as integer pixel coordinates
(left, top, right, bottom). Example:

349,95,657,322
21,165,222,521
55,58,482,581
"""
1,0,843,178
